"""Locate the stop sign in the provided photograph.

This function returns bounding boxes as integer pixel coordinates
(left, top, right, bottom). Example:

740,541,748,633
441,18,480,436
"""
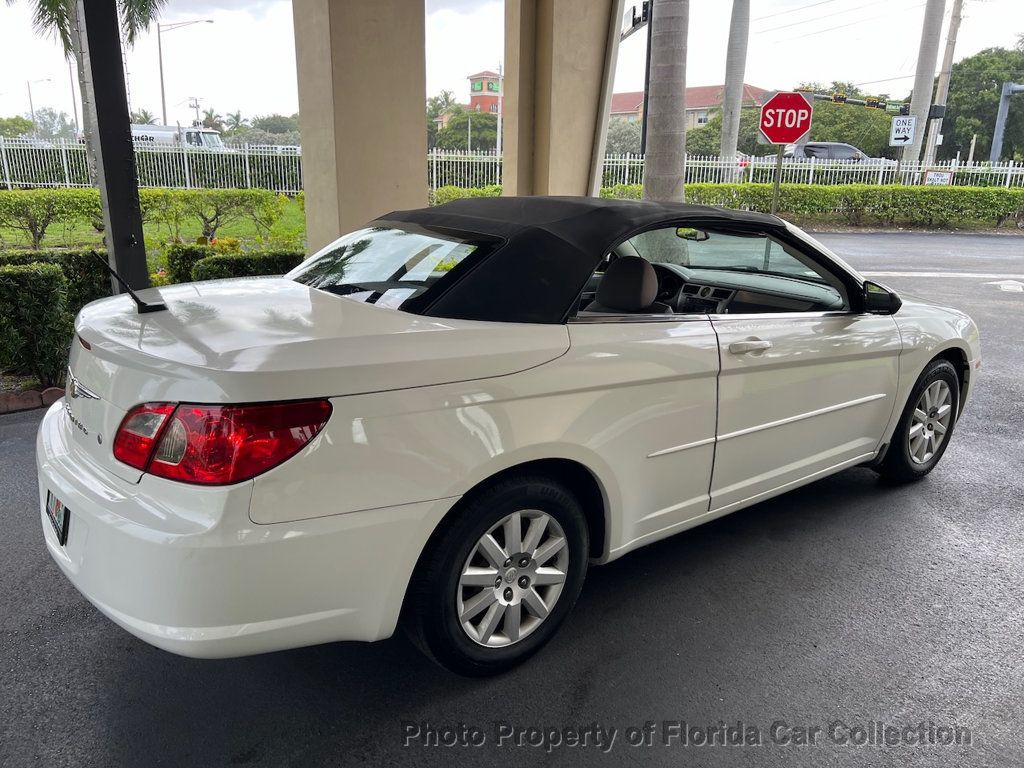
759,92,813,144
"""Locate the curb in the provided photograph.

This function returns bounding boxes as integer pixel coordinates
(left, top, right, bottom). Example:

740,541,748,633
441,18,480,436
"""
0,387,64,415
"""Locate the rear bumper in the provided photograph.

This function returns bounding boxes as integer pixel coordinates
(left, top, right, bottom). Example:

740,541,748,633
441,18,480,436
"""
36,400,454,658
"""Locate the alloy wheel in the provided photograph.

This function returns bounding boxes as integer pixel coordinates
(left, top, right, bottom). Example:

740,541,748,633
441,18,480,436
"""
908,380,953,464
456,510,569,648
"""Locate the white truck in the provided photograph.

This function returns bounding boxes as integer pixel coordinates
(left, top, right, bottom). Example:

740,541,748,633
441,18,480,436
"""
130,123,226,150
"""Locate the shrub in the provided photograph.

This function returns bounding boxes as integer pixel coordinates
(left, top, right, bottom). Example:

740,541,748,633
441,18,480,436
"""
0,263,72,387
0,248,110,315
175,189,284,240
431,185,502,206
0,188,99,248
598,183,1024,227
165,243,214,284
190,250,305,281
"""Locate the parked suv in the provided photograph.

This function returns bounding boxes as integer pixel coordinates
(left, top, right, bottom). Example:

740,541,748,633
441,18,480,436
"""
784,142,892,164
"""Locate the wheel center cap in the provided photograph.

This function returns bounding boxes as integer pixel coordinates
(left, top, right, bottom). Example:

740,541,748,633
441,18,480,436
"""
504,568,518,584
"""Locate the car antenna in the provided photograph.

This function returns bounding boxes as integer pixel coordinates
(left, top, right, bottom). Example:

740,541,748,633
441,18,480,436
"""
91,252,167,314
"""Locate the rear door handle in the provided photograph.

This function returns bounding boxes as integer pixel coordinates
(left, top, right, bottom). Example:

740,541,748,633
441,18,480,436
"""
728,339,772,354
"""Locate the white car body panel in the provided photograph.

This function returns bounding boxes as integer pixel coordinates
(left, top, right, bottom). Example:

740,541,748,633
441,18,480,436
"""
36,216,981,660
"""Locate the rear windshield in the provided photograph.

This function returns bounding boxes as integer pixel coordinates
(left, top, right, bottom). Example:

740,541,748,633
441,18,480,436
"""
288,224,493,311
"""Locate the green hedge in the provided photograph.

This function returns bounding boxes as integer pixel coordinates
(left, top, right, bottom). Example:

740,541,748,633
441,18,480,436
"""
0,188,287,248
191,250,305,281
430,184,503,206
0,248,109,316
0,263,72,387
165,243,214,284
599,183,1024,227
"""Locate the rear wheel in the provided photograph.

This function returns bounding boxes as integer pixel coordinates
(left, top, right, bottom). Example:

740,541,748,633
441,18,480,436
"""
404,475,588,676
877,359,959,483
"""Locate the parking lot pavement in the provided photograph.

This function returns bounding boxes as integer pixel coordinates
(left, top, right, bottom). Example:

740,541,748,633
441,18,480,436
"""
1,232,1022,767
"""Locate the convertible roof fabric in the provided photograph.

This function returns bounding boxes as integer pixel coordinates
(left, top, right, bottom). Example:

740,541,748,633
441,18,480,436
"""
381,196,784,260
377,196,787,324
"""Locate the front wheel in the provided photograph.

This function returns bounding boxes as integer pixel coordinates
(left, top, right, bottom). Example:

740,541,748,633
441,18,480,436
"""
877,359,960,483
404,475,589,676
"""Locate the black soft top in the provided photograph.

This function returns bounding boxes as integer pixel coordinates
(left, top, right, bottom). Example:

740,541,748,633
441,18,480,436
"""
376,196,789,324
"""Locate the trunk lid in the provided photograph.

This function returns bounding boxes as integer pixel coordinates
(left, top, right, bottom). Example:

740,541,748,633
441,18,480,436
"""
70,275,568,428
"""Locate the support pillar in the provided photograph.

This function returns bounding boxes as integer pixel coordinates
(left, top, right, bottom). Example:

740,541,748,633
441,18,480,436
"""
293,0,428,252
503,0,622,197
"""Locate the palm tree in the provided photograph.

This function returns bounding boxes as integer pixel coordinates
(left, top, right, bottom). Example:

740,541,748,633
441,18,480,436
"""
719,0,749,172
201,108,224,132
130,108,157,124
225,110,247,133
642,0,689,203
6,0,166,54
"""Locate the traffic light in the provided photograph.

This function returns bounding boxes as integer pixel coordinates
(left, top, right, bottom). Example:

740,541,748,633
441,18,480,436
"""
832,92,847,105
865,97,880,109
899,103,910,116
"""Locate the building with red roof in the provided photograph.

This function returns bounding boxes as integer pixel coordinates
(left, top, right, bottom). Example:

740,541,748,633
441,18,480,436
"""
610,83,769,129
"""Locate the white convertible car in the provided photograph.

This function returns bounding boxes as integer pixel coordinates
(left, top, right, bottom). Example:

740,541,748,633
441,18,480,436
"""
37,197,979,675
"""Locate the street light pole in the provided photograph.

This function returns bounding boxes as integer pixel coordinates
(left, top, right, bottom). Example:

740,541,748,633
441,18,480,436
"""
157,19,213,126
26,78,50,138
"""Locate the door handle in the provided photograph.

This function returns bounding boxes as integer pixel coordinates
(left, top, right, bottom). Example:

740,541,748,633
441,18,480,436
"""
728,339,772,354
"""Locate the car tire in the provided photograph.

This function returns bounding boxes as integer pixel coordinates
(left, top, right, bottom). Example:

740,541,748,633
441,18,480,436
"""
876,359,960,483
404,475,589,676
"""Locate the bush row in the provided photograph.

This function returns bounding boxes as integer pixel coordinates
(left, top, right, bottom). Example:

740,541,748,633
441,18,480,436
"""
0,188,289,249
599,183,1024,227
0,248,109,315
165,244,304,282
0,263,71,387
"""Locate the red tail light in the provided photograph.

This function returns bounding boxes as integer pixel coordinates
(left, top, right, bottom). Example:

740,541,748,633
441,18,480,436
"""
113,400,332,485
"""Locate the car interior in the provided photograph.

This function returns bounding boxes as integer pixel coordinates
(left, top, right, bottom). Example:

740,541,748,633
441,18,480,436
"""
575,226,850,318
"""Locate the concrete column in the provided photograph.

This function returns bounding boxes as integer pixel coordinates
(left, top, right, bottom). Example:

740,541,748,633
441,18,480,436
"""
293,0,428,252
503,0,621,197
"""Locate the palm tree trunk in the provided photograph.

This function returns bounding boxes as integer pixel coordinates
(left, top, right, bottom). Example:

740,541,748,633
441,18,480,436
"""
719,0,749,176
902,0,945,164
642,0,689,203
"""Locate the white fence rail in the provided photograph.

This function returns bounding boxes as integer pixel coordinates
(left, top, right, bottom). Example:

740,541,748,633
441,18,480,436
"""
1,139,1021,192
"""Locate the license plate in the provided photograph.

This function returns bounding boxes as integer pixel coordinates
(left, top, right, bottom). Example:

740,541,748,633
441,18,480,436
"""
45,490,70,546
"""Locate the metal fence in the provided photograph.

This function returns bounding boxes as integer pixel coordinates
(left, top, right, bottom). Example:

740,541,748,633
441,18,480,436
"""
1,138,1021,192
602,153,1024,188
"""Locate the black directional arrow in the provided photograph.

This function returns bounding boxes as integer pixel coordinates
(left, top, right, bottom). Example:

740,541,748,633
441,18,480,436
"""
894,134,910,142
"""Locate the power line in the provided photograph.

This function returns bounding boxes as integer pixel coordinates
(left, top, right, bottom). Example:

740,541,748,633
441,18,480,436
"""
753,0,843,21
770,3,926,41
758,0,893,33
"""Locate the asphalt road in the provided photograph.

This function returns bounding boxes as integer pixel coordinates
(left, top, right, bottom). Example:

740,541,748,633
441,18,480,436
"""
1,232,1022,768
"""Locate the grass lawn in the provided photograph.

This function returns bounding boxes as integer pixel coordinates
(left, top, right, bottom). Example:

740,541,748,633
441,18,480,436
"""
0,197,307,272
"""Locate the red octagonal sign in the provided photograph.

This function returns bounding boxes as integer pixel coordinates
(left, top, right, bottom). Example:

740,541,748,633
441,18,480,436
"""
759,91,813,145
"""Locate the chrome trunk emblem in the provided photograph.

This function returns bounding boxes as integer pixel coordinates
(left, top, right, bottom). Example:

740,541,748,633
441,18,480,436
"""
67,368,100,400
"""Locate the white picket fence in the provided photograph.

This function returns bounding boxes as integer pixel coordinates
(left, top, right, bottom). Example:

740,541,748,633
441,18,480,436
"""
1,139,1021,192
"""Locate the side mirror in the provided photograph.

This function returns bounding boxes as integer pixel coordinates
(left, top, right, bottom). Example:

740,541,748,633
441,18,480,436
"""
863,280,902,314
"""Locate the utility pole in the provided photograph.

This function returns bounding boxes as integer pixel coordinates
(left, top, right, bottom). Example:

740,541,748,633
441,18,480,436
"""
640,0,655,154
68,59,80,135
902,0,945,165
990,82,1024,161
188,96,201,125
496,62,503,157
922,0,963,166
467,113,472,152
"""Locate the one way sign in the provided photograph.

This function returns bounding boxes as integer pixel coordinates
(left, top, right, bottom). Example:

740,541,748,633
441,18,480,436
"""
889,115,917,146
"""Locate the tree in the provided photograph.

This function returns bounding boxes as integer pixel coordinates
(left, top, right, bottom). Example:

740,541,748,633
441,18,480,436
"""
939,46,1024,160
686,108,762,156
719,0,749,164
0,116,34,138
643,0,689,202
130,108,157,124
224,110,247,134
32,107,76,140
201,108,224,132
436,110,497,151
5,0,167,53
251,113,300,135
426,89,458,148
605,118,642,153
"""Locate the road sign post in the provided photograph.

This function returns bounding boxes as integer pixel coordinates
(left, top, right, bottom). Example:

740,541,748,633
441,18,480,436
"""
889,115,916,186
759,92,813,215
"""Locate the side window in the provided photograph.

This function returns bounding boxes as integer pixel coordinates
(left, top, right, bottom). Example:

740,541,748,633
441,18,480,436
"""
804,144,828,158
831,144,857,160
625,227,847,311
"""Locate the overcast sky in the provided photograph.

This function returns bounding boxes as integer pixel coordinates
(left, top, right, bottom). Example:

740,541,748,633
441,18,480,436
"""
0,0,1021,128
